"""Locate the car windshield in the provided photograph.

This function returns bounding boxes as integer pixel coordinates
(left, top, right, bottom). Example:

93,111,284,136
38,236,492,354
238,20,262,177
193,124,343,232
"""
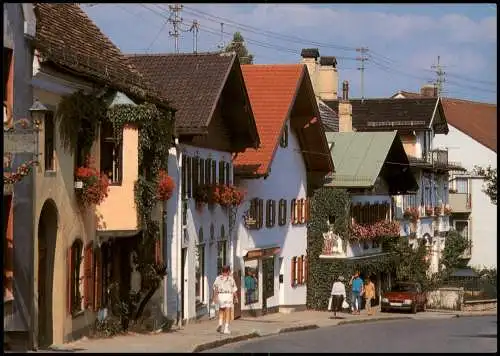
392,283,416,292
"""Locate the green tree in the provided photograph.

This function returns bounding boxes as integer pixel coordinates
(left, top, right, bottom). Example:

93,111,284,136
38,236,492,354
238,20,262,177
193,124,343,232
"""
441,229,471,272
225,32,254,64
473,165,497,205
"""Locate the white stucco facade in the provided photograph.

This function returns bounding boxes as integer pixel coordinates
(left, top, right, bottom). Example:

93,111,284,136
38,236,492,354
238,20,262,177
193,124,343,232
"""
433,124,497,269
236,120,308,311
165,144,233,322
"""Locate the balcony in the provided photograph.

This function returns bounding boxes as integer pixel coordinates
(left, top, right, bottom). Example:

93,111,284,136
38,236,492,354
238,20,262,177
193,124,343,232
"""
409,149,465,171
449,193,472,213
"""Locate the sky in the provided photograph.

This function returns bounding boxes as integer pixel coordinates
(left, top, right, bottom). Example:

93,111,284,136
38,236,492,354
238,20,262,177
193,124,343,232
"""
83,3,497,103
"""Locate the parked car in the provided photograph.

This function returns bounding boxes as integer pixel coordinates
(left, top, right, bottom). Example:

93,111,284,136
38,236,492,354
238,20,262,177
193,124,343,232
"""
381,281,427,314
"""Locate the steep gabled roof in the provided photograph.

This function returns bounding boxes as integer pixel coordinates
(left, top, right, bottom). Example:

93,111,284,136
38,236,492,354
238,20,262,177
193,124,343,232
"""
324,98,448,134
34,4,170,106
127,52,259,143
441,99,497,152
234,64,333,177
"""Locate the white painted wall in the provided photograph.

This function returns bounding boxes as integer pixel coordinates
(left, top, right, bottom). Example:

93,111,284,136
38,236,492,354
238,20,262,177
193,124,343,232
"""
433,125,497,269
236,120,308,309
165,144,233,322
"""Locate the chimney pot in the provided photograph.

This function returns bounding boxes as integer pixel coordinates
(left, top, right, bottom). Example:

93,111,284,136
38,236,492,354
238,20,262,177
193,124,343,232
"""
342,80,349,101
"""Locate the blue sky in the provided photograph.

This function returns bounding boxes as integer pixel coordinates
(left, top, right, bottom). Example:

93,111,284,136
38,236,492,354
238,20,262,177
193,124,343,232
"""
84,3,497,103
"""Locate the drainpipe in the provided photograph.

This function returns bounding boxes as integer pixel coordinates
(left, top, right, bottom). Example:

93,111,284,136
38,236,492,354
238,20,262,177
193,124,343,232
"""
176,146,183,326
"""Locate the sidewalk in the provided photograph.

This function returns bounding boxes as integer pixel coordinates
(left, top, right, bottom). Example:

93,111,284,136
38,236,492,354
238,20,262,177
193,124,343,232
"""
52,307,496,353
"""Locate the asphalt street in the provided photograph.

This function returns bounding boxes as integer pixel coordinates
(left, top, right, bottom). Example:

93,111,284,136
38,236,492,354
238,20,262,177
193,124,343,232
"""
206,316,497,353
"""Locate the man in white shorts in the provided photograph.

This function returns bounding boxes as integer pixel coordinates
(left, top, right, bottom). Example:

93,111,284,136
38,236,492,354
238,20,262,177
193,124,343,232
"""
212,265,238,334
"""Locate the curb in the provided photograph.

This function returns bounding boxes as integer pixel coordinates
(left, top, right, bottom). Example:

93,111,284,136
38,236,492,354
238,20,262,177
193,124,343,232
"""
278,324,319,333
192,332,260,353
337,316,413,325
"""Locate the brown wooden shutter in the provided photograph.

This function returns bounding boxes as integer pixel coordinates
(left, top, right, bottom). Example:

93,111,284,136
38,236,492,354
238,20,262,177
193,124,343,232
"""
193,157,199,193
305,199,310,223
211,160,217,185
266,200,271,227
291,257,296,286
83,243,93,309
283,199,287,225
271,200,276,226
297,255,303,285
94,249,102,311
225,162,230,185
291,199,296,224
181,155,187,198
297,199,303,224
219,161,224,185
199,158,205,185
258,199,264,229
67,246,73,314
303,256,308,284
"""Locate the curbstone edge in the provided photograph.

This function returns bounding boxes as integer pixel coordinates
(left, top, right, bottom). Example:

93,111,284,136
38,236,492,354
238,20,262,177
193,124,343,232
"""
278,324,319,334
337,316,413,325
192,331,260,353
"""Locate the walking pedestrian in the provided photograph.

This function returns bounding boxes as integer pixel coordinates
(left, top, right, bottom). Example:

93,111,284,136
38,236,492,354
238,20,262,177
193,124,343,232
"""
349,271,364,315
212,265,238,334
364,277,376,316
330,275,346,319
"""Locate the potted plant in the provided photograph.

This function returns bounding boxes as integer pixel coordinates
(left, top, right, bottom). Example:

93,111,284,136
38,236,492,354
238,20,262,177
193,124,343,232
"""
403,207,419,222
217,184,245,208
75,157,109,207
156,170,175,201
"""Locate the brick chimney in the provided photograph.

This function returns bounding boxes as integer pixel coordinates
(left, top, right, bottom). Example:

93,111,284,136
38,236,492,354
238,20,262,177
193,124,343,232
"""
420,84,437,97
300,48,320,95
338,81,352,132
317,56,338,100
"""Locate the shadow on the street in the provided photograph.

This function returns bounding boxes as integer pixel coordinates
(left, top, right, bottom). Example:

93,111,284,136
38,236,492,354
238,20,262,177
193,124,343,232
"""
453,334,497,339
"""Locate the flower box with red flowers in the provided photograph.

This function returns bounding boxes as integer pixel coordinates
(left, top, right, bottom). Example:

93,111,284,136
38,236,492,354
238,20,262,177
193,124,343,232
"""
350,220,400,241
403,207,419,222
157,170,175,201
424,206,434,217
215,184,245,208
74,163,109,207
443,206,452,215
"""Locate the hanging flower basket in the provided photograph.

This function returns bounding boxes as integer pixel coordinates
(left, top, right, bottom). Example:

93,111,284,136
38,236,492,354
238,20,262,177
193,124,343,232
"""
215,184,245,208
156,170,175,201
74,157,109,207
424,206,434,217
403,207,419,222
350,220,400,241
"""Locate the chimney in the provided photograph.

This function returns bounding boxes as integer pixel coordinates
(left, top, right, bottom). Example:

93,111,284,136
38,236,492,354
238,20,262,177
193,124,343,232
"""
317,56,338,100
420,84,437,97
338,80,352,132
300,48,320,95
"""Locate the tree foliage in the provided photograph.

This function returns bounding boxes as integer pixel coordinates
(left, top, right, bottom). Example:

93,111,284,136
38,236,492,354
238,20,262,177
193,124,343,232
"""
441,229,471,272
473,165,497,205
225,32,254,64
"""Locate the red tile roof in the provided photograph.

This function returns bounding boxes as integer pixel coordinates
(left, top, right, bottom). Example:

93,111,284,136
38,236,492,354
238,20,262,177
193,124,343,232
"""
441,98,497,152
234,64,333,176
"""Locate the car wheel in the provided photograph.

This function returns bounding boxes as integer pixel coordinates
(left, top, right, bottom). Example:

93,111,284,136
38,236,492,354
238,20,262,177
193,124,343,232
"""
411,304,417,314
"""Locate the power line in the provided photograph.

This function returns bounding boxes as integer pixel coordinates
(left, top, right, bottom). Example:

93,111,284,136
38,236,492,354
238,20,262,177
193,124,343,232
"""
189,20,200,53
167,4,183,53
146,20,169,53
356,47,369,100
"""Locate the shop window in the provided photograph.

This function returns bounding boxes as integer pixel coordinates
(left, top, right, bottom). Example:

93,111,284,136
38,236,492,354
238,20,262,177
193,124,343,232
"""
68,239,83,315
100,120,121,184
266,199,276,228
44,111,55,171
278,199,287,226
279,124,288,148
244,260,259,305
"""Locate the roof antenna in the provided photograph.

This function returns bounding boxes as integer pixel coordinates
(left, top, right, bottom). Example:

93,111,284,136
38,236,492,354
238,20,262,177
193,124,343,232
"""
217,22,225,52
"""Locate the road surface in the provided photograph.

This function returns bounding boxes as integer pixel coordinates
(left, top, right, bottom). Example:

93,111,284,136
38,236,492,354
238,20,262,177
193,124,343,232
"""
206,316,497,353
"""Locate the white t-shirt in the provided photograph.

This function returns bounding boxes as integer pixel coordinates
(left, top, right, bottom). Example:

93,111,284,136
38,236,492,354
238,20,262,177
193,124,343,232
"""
213,275,237,294
331,281,346,298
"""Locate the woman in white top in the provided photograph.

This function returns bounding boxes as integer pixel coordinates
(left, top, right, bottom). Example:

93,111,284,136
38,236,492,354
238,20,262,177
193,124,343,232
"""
330,275,347,318
212,265,238,334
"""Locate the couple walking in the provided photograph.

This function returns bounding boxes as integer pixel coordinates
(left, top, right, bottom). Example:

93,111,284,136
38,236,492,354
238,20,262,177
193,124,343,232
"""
330,271,376,317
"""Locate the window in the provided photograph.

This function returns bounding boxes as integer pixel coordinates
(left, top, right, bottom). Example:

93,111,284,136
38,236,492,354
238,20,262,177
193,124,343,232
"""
195,228,205,306
100,120,121,183
266,200,276,228
455,221,469,240
291,199,297,224
182,155,187,198
192,157,199,193
217,240,227,275
44,112,55,171
205,158,211,185
219,161,225,185
186,156,192,198
278,199,287,226
249,198,264,229
455,178,468,194
68,239,83,315
279,124,288,148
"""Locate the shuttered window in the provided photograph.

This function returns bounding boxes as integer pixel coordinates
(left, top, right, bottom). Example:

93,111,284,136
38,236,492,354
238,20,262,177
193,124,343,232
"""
266,200,276,228
219,161,225,185
211,160,217,185
225,162,230,185
192,157,199,194
291,255,307,287
278,199,287,226
291,256,296,286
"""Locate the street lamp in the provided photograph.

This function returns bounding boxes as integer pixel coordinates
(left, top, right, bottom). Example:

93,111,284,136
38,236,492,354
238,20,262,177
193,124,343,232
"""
29,98,49,129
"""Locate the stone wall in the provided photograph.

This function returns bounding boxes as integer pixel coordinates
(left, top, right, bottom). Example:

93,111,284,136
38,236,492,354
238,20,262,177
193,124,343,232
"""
426,287,464,311
462,300,497,312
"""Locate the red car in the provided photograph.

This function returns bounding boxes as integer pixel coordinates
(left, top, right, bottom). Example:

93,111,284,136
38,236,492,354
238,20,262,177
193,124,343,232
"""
381,281,427,314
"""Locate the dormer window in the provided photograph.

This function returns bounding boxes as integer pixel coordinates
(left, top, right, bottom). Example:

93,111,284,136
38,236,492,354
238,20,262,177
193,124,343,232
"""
279,124,288,148
100,121,122,185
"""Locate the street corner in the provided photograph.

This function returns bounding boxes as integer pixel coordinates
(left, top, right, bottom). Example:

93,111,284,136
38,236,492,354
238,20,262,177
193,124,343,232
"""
278,324,319,334
191,331,260,353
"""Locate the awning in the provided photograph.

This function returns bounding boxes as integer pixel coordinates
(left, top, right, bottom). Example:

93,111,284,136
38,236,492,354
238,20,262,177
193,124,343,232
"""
243,245,280,261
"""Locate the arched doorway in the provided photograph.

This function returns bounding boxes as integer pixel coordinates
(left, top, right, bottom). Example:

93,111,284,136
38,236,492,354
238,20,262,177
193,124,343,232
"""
37,199,58,348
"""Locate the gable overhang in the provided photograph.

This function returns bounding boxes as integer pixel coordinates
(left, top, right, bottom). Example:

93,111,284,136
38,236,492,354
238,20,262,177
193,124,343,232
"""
381,134,419,194
429,97,449,134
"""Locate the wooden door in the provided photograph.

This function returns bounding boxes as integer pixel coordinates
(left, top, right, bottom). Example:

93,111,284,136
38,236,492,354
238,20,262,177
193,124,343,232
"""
233,270,242,319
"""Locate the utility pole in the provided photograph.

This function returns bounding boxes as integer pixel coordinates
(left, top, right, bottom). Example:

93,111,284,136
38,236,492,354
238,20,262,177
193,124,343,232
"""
356,47,369,101
217,22,225,52
431,55,446,97
168,4,183,53
190,20,199,53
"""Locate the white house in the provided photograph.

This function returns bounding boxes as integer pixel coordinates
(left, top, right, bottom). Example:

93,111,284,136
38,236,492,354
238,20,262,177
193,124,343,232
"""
393,88,497,269
129,53,260,323
232,64,333,315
